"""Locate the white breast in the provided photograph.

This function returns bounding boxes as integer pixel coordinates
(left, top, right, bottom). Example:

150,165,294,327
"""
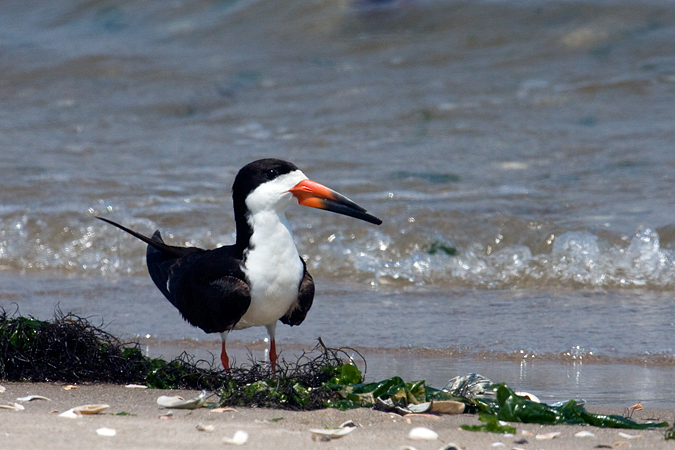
237,210,304,329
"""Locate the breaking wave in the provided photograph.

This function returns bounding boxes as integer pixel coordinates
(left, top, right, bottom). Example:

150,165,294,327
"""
3,211,674,291
304,225,675,290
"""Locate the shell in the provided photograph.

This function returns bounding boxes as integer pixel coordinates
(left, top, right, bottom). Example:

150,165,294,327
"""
96,428,116,437
125,384,147,389
515,391,540,403
575,431,596,438
16,395,51,402
222,430,249,445
310,427,355,441
618,432,643,440
196,423,215,433
210,407,237,413
408,427,438,440
0,403,25,411
157,390,206,409
535,432,561,440
430,400,465,415
0,385,6,393
73,404,110,415
406,400,465,415
58,408,80,419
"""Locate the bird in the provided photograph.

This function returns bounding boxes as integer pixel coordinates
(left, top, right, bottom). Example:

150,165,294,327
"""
98,158,381,371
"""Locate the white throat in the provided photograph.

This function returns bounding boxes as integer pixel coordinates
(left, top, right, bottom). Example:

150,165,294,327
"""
236,170,307,329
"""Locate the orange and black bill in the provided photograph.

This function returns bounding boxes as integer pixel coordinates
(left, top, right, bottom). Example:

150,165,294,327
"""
290,179,382,225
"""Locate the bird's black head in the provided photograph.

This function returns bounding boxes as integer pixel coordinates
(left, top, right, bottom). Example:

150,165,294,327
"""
231,158,382,251
232,158,299,201
231,159,300,250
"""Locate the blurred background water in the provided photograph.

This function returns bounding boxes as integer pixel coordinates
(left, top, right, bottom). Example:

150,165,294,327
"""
2,0,675,407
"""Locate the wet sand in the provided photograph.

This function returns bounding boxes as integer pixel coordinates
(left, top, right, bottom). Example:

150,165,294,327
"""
1,382,672,450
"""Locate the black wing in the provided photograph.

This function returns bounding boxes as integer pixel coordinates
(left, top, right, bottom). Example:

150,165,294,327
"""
99,217,251,334
163,244,251,334
280,257,314,326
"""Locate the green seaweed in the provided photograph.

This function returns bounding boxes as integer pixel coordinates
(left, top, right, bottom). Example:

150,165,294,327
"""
460,414,517,434
425,241,458,256
470,384,668,430
0,309,671,433
217,351,355,410
665,424,675,440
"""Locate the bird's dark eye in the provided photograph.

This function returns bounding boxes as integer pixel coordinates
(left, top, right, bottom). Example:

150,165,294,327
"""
266,168,278,180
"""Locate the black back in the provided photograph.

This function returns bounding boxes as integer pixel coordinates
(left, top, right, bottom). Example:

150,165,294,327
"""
146,234,251,334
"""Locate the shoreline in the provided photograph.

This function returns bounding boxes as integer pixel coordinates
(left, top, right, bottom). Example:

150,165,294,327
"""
1,382,673,450
136,338,675,410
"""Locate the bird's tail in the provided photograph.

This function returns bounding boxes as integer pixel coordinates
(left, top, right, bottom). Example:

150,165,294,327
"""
97,217,182,256
97,216,192,306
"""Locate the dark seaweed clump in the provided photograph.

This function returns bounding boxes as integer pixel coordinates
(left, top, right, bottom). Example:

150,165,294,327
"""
0,308,150,383
218,341,363,410
0,308,361,409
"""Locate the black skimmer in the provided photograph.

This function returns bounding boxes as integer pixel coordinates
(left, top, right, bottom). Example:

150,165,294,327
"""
98,158,381,371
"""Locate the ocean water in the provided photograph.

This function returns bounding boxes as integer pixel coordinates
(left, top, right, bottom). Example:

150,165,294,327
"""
2,0,675,407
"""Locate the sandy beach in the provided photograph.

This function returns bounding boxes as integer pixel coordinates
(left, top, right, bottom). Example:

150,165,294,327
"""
0,382,672,450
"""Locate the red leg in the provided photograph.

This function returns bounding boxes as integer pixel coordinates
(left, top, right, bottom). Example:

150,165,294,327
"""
269,339,277,373
220,341,230,371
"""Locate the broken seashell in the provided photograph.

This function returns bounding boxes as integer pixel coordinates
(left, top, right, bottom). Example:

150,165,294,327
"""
490,443,505,448
407,400,465,415
0,403,25,411
158,411,173,420
407,402,432,414
310,427,355,441
157,390,206,409
96,428,116,437
339,420,357,428
125,384,147,389
210,407,236,413
431,400,465,414
405,413,441,420
521,430,533,437
58,408,81,419
575,430,596,438
535,432,561,440
627,402,643,411
16,395,51,402
196,423,215,433
618,432,643,439
0,385,6,393
63,385,78,390
408,427,438,440
222,430,248,445
613,441,632,447
515,391,540,403
73,404,110,415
